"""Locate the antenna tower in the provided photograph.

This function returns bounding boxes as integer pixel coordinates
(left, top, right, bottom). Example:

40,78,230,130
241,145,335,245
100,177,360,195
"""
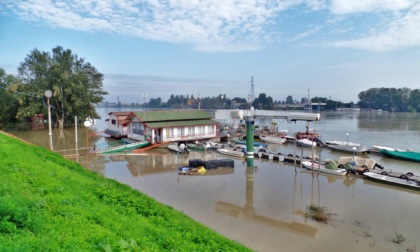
248,76,255,104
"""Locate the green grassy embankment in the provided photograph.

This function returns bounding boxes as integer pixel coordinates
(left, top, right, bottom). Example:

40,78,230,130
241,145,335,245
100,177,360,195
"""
0,132,250,251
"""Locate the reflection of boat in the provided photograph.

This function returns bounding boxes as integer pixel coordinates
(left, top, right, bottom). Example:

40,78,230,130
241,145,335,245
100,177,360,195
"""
301,160,347,176
363,172,420,191
216,148,245,158
100,141,150,154
380,149,420,162
259,134,287,144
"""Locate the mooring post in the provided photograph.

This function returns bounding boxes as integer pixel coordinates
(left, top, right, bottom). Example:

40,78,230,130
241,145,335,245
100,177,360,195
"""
245,114,255,167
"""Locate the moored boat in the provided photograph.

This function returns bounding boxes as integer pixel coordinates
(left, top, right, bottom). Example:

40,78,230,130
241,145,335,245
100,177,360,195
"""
233,139,268,147
301,160,348,176
259,134,287,144
325,140,360,147
216,148,245,158
329,144,369,154
379,149,420,162
167,143,189,153
296,138,319,148
363,172,420,191
100,141,150,154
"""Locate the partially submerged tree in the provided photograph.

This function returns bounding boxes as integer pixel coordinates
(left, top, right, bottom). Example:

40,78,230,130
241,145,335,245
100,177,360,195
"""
17,46,108,128
0,68,20,129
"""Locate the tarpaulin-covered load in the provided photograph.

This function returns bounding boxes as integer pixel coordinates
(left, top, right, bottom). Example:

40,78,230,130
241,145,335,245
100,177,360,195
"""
325,160,339,170
338,156,376,169
189,159,234,170
189,159,207,168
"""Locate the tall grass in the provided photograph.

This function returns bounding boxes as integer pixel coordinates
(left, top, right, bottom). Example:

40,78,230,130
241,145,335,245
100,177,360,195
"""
0,133,250,251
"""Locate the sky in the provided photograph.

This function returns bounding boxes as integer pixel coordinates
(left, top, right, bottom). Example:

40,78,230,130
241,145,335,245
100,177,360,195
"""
1,0,420,104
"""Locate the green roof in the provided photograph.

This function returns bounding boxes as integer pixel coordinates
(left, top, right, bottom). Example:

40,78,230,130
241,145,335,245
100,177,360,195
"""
133,110,211,122
146,119,219,129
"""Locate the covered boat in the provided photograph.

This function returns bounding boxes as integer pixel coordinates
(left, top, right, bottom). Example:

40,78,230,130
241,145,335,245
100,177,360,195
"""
301,160,348,176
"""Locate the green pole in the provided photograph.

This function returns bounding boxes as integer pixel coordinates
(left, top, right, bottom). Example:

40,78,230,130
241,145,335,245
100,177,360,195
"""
245,116,254,167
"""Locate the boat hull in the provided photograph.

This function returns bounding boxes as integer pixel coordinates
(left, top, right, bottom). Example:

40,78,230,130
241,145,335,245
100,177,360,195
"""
301,161,347,176
100,141,150,154
380,149,420,162
364,172,420,190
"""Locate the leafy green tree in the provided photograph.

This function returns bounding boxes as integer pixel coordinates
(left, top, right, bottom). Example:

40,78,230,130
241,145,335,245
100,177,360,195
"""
252,93,274,110
17,46,108,128
0,68,20,129
408,89,420,112
285,95,293,104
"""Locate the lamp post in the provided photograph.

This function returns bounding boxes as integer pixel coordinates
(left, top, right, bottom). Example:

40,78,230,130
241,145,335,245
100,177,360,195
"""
346,133,349,146
352,147,357,163
45,90,53,151
84,118,93,154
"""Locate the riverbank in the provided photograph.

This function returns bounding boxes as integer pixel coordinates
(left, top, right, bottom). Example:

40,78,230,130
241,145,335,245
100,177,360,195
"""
0,132,250,251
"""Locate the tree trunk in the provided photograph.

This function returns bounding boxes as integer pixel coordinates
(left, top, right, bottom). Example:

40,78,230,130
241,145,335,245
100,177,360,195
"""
58,118,64,129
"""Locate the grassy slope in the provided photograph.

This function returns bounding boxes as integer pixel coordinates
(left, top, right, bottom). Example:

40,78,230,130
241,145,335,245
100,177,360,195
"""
0,133,250,251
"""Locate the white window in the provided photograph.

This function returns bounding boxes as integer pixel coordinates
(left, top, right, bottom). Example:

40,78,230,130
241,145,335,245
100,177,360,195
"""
199,126,205,134
166,128,174,138
208,125,214,134
188,126,195,136
179,127,186,136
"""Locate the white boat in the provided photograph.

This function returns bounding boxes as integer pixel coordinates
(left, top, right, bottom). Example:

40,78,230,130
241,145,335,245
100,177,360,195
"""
301,160,348,176
363,172,420,191
325,140,360,147
296,138,318,148
167,143,189,153
328,144,370,154
216,148,245,158
259,134,287,144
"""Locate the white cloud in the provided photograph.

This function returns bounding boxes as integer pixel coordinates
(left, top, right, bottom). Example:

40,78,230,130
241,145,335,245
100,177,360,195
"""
330,0,415,14
3,0,420,52
330,3,420,51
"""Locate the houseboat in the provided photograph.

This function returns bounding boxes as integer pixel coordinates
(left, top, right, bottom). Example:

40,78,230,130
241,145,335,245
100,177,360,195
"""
105,111,131,139
105,110,220,144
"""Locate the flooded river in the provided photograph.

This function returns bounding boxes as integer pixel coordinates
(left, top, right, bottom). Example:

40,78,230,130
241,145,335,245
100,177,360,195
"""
11,109,420,251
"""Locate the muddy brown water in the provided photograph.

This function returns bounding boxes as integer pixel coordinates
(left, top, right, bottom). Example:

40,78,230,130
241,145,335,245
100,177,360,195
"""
10,110,420,251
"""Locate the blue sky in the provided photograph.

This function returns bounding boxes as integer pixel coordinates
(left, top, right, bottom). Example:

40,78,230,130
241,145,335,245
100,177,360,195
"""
1,0,420,103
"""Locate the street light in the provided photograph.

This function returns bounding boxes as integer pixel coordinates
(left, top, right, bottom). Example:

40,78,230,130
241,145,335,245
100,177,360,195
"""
352,147,357,162
45,90,53,151
84,117,93,154
346,133,349,146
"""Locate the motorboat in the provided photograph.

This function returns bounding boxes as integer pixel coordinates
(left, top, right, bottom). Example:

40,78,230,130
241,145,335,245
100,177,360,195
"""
167,143,189,153
380,149,420,162
259,134,287,144
216,148,245,158
363,172,420,191
301,160,348,176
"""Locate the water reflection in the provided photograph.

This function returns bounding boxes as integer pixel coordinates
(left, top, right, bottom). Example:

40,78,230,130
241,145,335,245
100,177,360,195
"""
216,167,319,238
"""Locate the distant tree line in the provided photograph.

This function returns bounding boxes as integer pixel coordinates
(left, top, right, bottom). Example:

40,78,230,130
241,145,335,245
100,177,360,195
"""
358,87,420,112
102,87,420,113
